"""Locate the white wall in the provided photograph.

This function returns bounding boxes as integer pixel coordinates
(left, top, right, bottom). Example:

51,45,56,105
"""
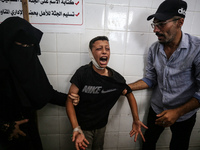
37,0,200,149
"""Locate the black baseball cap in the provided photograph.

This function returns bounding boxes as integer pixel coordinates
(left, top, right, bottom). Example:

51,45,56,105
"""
147,0,187,21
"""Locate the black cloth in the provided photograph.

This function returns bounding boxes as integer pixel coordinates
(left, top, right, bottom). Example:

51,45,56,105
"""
0,16,67,109
70,62,132,130
0,17,67,150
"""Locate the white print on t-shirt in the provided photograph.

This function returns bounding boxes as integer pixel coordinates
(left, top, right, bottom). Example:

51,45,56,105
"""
101,89,117,94
82,85,117,94
82,85,102,94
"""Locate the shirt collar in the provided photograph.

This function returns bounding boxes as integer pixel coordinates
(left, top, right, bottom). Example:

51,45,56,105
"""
179,32,188,49
159,31,188,51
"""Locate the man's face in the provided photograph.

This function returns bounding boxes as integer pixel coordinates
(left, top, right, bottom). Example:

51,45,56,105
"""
91,40,110,68
152,18,179,44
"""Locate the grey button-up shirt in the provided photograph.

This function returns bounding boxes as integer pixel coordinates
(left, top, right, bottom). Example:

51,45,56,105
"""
143,32,200,122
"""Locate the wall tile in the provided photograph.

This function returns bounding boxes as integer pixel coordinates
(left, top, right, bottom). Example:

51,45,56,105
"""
118,132,136,148
37,104,59,116
59,116,73,134
85,0,106,4
104,132,119,148
57,75,72,93
57,53,81,75
40,33,56,52
117,97,132,115
119,114,133,132
191,12,200,35
130,0,153,7
194,113,200,129
124,55,146,76
105,5,128,31
108,54,125,75
195,0,200,11
47,75,58,90
105,31,127,54
38,116,59,134
138,95,151,114
109,96,125,115
60,134,76,150
151,0,164,9
106,0,129,6
57,33,81,53
85,4,105,29
184,0,196,11
188,147,200,150
147,33,157,48
190,128,200,146
80,53,90,65
58,106,67,116
40,134,60,150
106,115,120,132
38,52,57,74
128,7,151,32
126,32,149,55
182,12,193,34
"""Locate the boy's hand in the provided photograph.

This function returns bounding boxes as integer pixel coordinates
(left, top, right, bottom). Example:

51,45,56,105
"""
72,132,89,150
129,120,148,142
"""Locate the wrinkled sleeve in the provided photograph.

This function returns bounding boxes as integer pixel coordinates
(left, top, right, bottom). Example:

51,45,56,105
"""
142,47,158,88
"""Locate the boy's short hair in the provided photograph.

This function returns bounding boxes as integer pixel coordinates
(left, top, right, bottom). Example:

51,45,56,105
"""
89,36,109,50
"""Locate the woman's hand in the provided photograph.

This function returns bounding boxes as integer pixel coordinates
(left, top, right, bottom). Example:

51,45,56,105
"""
69,93,80,106
9,119,29,141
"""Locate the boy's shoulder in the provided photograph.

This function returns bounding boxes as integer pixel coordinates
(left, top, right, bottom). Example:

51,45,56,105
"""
107,66,125,83
74,63,92,76
77,63,91,71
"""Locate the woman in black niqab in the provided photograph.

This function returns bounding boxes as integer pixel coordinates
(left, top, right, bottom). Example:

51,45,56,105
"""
0,17,70,150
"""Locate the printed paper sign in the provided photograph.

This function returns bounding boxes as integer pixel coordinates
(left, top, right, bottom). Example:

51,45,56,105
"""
0,0,84,32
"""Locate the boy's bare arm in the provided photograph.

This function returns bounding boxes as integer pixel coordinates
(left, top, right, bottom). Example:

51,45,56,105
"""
126,92,148,142
66,84,89,150
126,93,139,121
66,83,79,129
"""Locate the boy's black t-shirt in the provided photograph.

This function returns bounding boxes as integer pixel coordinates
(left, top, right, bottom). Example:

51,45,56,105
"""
70,63,132,130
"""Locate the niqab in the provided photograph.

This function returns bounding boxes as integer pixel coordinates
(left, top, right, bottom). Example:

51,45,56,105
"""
0,17,54,109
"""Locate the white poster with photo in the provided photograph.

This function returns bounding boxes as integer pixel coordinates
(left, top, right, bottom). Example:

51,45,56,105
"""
0,0,84,33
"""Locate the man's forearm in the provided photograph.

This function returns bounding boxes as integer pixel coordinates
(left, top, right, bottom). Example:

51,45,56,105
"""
176,97,200,117
128,80,149,91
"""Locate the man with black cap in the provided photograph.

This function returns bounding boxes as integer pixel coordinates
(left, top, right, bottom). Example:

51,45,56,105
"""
128,0,200,149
